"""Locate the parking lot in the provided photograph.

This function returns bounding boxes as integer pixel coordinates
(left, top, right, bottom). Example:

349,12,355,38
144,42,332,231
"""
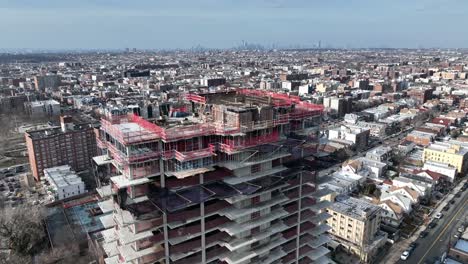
0,164,33,207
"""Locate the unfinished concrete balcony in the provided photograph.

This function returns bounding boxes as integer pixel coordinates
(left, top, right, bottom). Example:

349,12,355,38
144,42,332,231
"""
282,209,319,228
111,175,151,190
174,147,216,162
221,234,287,264
217,150,291,170
221,221,289,252
124,162,161,180
164,159,215,180
251,247,288,264
116,243,165,264
303,246,330,262
115,224,164,247
307,234,332,249
113,200,163,233
281,243,330,264
308,211,332,225
219,194,288,221
167,200,230,229
218,131,281,156
307,223,332,237
283,197,330,215
168,216,230,245
220,208,288,236
171,246,229,264
169,231,228,262
223,165,288,185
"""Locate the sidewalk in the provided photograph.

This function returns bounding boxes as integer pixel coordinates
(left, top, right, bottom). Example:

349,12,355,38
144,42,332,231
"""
383,178,467,264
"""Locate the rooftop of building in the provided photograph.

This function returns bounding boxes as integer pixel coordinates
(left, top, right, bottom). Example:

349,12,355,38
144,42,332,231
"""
29,99,60,107
45,197,106,248
26,123,93,139
366,146,392,156
329,196,381,221
425,141,468,155
453,239,468,253
44,165,84,188
407,130,436,138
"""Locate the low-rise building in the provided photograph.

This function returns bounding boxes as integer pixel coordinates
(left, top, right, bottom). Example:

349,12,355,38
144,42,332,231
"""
44,165,87,201
356,121,388,138
397,140,416,155
328,125,370,151
379,186,419,213
422,161,458,182
25,99,61,117
392,174,433,198
405,131,435,146
366,146,392,162
378,200,404,228
423,142,468,175
320,169,366,196
342,158,382,178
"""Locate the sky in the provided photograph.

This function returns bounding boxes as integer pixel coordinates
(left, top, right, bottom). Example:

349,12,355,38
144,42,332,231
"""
0,0,467,50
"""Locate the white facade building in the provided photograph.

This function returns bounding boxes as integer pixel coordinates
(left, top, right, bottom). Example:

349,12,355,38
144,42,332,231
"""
26,100,61,117
44,165,87,201
423,161,457,182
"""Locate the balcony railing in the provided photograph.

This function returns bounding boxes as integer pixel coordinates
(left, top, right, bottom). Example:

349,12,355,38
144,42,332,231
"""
174,147,215,162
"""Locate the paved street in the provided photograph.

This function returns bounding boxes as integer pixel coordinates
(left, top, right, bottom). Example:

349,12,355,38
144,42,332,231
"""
385,179,468,264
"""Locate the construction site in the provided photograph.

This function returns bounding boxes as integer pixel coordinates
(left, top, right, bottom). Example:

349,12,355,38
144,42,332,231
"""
90,88,335,264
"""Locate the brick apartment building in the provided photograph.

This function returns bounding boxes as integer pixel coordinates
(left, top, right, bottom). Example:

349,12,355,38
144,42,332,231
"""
407,87,434,104
25,116,98,181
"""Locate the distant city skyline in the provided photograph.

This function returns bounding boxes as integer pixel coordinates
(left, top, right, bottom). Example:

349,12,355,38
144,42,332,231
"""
1,0,467,50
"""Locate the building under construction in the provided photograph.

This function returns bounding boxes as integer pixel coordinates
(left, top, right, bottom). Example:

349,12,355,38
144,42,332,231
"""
93,88,334,264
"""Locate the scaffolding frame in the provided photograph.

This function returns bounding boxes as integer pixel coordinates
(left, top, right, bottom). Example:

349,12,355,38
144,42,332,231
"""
185,94,207,104
102,116,160,145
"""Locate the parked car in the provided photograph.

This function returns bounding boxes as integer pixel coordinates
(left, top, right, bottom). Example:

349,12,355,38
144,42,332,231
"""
401,245,416,261
443,205,450,211
428,222,437,229
435,213,443,219
419,231,428,238
400,250,411,260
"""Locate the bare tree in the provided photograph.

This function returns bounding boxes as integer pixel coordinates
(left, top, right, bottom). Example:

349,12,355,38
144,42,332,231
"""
36,243,86,264
0,205,47,258
0,252,30,264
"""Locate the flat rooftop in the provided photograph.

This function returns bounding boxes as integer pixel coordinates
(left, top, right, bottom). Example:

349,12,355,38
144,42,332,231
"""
426,142,468,155
44,165,84,188
329,196,380,221
26,124,93,139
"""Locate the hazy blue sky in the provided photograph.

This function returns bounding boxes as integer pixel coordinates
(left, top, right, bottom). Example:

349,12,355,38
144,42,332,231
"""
1,0,467,49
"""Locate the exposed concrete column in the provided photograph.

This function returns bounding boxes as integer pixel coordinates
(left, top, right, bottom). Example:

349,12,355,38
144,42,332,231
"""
200,173,206,263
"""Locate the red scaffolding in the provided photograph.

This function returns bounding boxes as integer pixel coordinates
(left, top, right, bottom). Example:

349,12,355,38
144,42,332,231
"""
174,147,215,162
237,88,324,113
219,130,280,153
185,93,207,104
101,116,160,145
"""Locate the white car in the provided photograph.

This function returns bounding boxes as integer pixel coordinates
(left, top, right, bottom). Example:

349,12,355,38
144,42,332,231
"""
435,213,443,219
400,250,410,260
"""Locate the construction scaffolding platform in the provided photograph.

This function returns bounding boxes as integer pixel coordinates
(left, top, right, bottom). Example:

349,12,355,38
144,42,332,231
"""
101,116,160,145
